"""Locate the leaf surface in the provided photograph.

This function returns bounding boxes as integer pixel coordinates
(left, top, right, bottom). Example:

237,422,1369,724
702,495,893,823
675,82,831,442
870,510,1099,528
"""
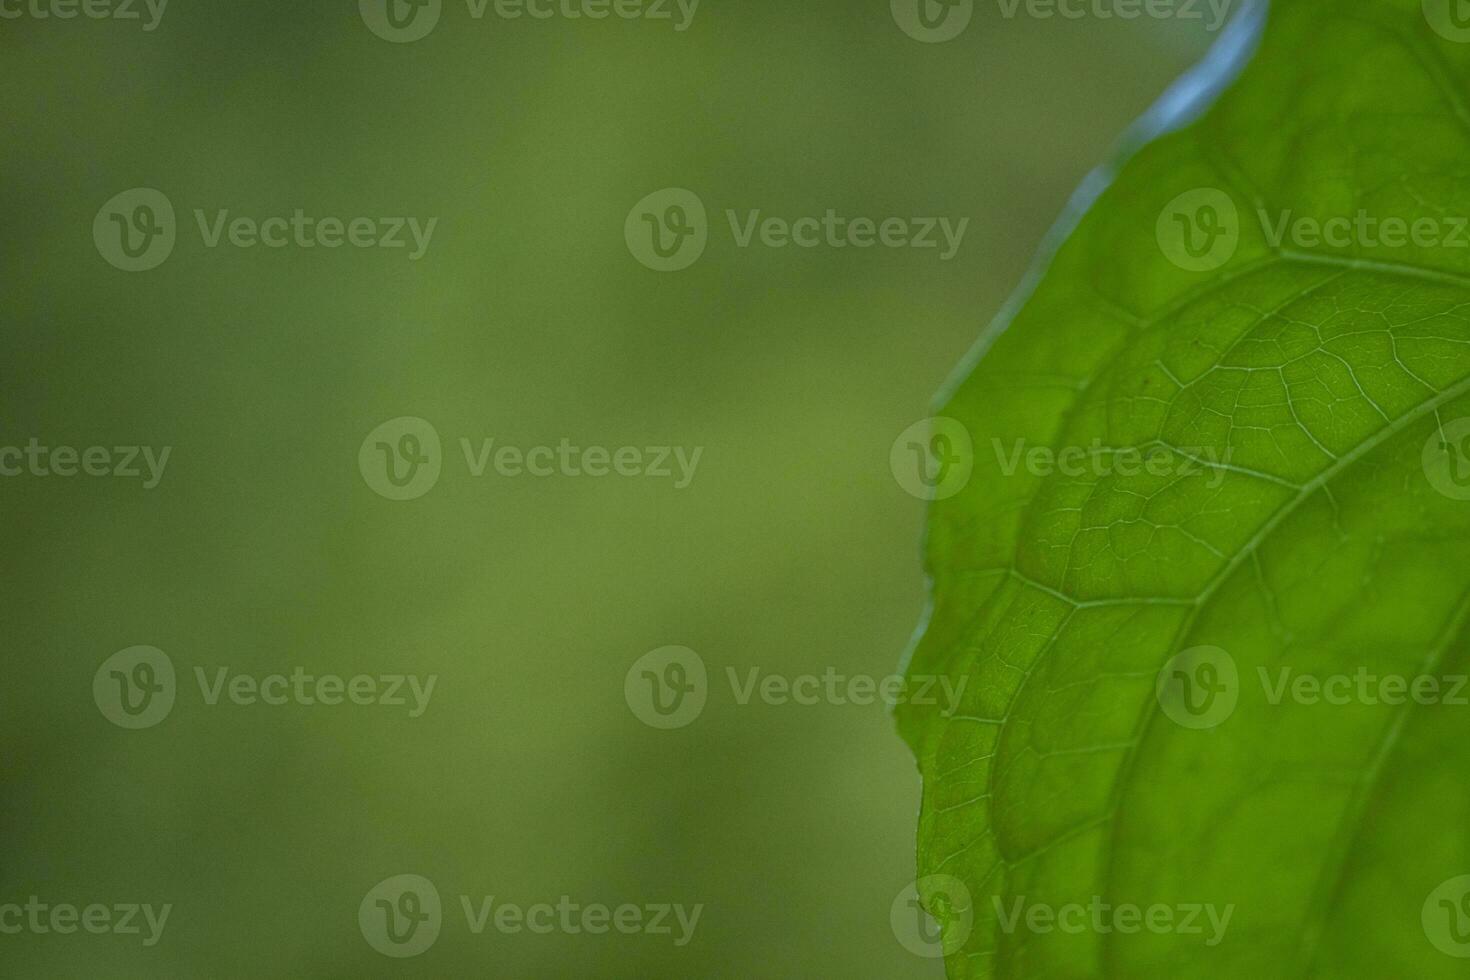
899,1,1470,975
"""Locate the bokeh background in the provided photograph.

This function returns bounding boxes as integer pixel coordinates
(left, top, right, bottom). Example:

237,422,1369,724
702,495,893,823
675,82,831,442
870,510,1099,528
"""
3,3,1220,976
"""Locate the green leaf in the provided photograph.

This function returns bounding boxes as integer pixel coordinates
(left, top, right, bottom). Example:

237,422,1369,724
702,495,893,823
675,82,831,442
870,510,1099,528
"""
897,1,1470,976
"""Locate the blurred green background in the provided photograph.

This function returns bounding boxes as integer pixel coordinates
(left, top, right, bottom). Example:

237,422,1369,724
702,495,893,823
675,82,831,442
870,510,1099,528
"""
3,3,1218,976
